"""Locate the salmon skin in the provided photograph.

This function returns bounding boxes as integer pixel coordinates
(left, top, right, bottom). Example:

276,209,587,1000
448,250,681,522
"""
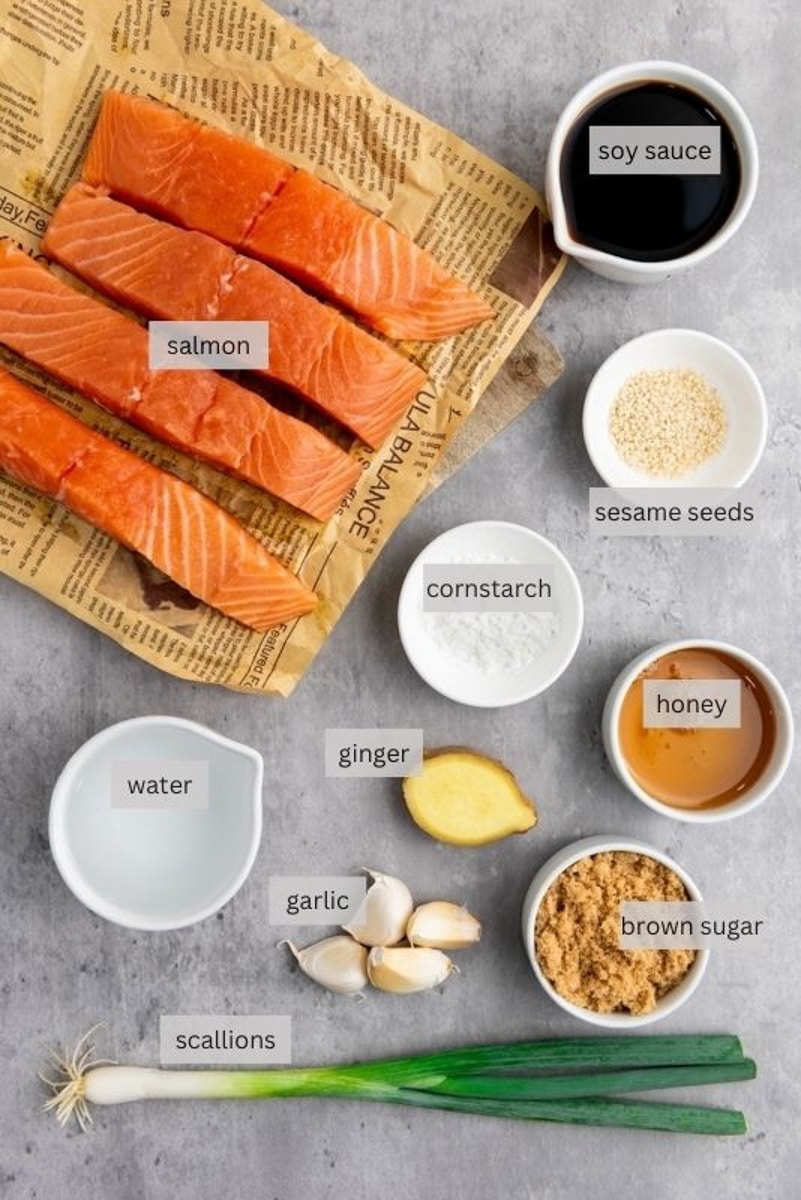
44,184,427,449
81,90,495,341
0,368,316,630
0,240,359,521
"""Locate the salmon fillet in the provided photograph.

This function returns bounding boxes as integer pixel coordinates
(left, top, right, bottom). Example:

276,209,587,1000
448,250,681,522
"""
243,169,497,341
0,241,359,521
81,90,495,341
0,368,317,629
81,88,293,245
44,184,427,448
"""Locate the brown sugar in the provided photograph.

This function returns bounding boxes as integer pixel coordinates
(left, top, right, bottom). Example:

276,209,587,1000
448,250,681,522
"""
534,851,696,1015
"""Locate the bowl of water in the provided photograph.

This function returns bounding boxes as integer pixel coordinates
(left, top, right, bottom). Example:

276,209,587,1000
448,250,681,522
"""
49,716,263,931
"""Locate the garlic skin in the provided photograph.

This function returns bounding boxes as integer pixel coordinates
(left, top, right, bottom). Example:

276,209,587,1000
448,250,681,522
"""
406,901,482,950
283,936,368,996
367,946,455,994
342,869,414,947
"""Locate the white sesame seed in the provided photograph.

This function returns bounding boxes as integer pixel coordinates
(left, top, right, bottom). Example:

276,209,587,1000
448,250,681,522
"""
609,367,727,478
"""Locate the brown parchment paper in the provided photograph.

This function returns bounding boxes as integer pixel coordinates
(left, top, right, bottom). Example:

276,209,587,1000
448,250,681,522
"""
0,0,566,694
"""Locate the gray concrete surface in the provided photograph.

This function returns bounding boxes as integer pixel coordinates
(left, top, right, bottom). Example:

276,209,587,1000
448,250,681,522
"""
1,1,799,1197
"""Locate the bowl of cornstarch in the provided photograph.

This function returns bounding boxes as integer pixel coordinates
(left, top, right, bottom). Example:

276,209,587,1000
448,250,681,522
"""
582,328,767,489
397,521,583,707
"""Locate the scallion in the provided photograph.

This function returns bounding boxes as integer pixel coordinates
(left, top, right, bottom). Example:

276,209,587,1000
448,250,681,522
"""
41,1029,752,1136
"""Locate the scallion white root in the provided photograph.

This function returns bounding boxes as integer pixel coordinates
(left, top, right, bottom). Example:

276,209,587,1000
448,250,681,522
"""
39,1025,116,1131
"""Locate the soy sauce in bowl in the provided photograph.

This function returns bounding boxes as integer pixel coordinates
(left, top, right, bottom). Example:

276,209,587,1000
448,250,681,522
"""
560,81,742,262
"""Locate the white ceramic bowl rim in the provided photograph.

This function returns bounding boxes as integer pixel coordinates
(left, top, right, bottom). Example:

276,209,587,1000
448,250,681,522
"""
602,639,795,823
547,60,759,272
48,715,263,931
522,835,709,1028
397,520,584,708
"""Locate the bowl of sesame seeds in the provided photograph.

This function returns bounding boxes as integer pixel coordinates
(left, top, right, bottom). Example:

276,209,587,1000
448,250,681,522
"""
582,329,767,488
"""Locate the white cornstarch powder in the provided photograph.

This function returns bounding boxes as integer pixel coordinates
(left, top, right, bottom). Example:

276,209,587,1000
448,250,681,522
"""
422,556,560,674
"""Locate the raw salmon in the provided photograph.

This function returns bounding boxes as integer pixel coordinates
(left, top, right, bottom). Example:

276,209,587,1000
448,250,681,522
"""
81,90,495,341
0,241,359,521
0,368,317,629
81,89,294,245
243,169,497,341
44,184,428,448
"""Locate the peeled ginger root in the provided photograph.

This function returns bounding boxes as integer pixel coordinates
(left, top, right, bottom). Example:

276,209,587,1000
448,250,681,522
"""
402,749,537,846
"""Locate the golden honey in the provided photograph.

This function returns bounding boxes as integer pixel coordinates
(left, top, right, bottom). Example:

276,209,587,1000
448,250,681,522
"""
618,647,776,810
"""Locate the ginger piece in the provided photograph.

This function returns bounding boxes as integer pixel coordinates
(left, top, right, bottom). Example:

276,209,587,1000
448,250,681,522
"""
402,749,536,846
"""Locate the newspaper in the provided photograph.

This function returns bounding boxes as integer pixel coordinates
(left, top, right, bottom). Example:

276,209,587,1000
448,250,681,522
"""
0,0,566,694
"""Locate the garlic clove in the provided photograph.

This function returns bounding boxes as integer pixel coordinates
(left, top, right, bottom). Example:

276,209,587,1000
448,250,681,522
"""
342,869,414,947
283,936,368,996
367,946,455,994
406,901,482,950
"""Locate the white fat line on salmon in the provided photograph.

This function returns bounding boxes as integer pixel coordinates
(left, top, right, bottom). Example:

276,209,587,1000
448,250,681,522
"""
208,260,243,320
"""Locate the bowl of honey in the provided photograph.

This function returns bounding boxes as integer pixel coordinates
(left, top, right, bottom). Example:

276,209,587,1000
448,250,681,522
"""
602,640,793,822
546,61,759,283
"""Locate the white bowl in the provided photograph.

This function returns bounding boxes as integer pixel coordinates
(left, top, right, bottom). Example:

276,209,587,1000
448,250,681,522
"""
397,521,583,707
49,716,263,930
522,835,709,1028
546,60,759,283
583,328,767,488
602,639,794,823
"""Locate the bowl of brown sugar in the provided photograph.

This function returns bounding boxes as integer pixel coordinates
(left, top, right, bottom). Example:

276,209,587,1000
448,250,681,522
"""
522,836,708,1027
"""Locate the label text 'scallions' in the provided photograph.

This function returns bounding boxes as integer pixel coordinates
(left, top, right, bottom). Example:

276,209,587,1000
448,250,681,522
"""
160,1015,291,1065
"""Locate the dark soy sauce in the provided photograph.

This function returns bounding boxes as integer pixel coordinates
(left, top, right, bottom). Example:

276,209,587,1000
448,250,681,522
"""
560,82,741,262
